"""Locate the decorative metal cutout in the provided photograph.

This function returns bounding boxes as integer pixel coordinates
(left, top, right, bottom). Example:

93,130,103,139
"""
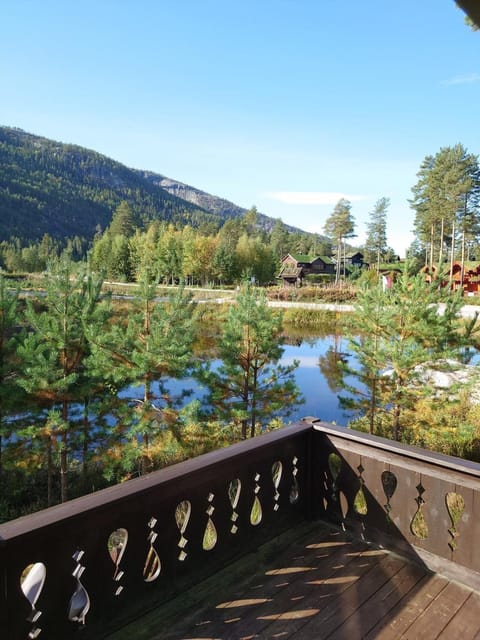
339,491,349,527
108,528,128,596
446,492,465,551
411,483,429,539
250,473,263,525
326,453,347,528
289,456,299,504
328,452,342,502
271,461,283,511
203,493,218,550
143,517,161,582
353,464,368,516
68,550,90,625
228,478,241,534
175,500,191,561
381,470,397,523
20,562,46,639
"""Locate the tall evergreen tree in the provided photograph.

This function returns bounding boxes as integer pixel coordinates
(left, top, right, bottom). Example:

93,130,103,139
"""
0,276,23,481
17,259,106,503
364,197,389,269
87,277,197,474
324,199,356,283
410,145,480,272
201,284,301,439
341,264,475,440
108,201,136,238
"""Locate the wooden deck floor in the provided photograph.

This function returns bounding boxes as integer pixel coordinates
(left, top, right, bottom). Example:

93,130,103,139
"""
110,522,480,640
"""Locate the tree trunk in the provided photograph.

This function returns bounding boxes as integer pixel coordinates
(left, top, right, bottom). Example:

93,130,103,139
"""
141,377,153,475
250,365,258,438
60,399,68,503
449,218,456,288
369,376,376,435
429,223,434,271
47,435,53,506
82,397,89,480
392,403,401,442
438,217,444,270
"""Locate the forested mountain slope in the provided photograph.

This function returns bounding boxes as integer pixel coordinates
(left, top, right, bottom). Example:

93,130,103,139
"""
0,127,222,242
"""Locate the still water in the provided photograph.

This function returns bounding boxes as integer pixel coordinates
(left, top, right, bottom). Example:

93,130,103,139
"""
281,337,355,424
153,334,357,427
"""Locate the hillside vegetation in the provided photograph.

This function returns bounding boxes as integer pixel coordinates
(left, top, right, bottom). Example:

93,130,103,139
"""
0,126,223,242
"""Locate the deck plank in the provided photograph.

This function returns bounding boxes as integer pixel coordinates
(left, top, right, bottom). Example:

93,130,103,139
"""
226,547,388,639
325,561,427,640
109,522,480,640
437,591,480,639
287,553,408,639
363,574,449,640
399,581,476,639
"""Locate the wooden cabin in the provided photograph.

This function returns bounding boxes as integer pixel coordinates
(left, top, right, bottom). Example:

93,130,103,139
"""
278,253,335,286
423,262,480,294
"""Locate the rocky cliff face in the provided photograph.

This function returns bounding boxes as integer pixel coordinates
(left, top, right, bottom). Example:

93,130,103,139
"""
140,172,247,218
139,171,299,233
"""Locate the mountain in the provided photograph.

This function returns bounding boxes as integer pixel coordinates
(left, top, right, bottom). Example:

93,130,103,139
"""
0,127,228,243
137,171,291,233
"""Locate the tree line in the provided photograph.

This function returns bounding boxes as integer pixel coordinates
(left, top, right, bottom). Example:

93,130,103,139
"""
0,264,301,521
5,144,479,285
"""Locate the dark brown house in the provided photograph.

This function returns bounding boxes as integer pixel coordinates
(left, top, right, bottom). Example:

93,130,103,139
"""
278,253,335,286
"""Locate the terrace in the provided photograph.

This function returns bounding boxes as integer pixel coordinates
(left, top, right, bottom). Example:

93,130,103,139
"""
1,418,480,639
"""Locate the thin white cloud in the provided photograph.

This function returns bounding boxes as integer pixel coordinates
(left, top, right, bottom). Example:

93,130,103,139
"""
265,191,368,205
442,73,480,86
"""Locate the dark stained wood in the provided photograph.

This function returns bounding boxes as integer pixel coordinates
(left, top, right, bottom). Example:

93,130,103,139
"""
364,574,449,639
437,591,480,639
398,581,474,639
119,522,480,640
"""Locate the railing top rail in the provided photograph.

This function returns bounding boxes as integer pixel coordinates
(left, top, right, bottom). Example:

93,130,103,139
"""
310,418,480,479
0,421,312,541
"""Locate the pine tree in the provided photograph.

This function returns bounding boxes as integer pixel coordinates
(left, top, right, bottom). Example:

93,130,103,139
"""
0,276,23,481
87,277,197,474
201,284,302,439
108,201,136,237
17,259,107,503
410,145,480,272
342,264,474,440
324,199,356,283
364,197,389,270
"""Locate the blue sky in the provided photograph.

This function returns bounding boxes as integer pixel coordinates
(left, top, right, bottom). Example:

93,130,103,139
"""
2,1,479,255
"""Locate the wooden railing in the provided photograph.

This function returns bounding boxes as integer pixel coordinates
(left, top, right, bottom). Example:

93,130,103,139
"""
311,420,480,591
1,419,480,639
0,422,312,640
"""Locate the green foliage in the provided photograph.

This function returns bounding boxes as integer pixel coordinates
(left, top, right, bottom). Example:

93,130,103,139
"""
0,126,219,244
364,197,389,268
16,259,108,502
87,277,198,474
200,284,302,438
342,264,475,440
324,198,356,283
410,144,480,268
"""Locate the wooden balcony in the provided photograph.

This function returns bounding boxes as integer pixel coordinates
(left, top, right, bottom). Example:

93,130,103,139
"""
1,420,480,639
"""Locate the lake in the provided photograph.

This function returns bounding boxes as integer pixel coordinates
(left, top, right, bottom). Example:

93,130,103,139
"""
126,334,357,427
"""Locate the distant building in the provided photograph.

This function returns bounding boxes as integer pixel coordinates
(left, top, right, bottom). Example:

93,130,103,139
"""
332,251,367,268
422,261,480,295
278,253,335,286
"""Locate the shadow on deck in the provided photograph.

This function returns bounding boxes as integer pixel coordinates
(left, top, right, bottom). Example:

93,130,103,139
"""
111,521,480,640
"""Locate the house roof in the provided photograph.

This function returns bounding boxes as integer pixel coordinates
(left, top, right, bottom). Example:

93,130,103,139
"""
286,253,335,265
278,265,303,278
290,253,314,263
